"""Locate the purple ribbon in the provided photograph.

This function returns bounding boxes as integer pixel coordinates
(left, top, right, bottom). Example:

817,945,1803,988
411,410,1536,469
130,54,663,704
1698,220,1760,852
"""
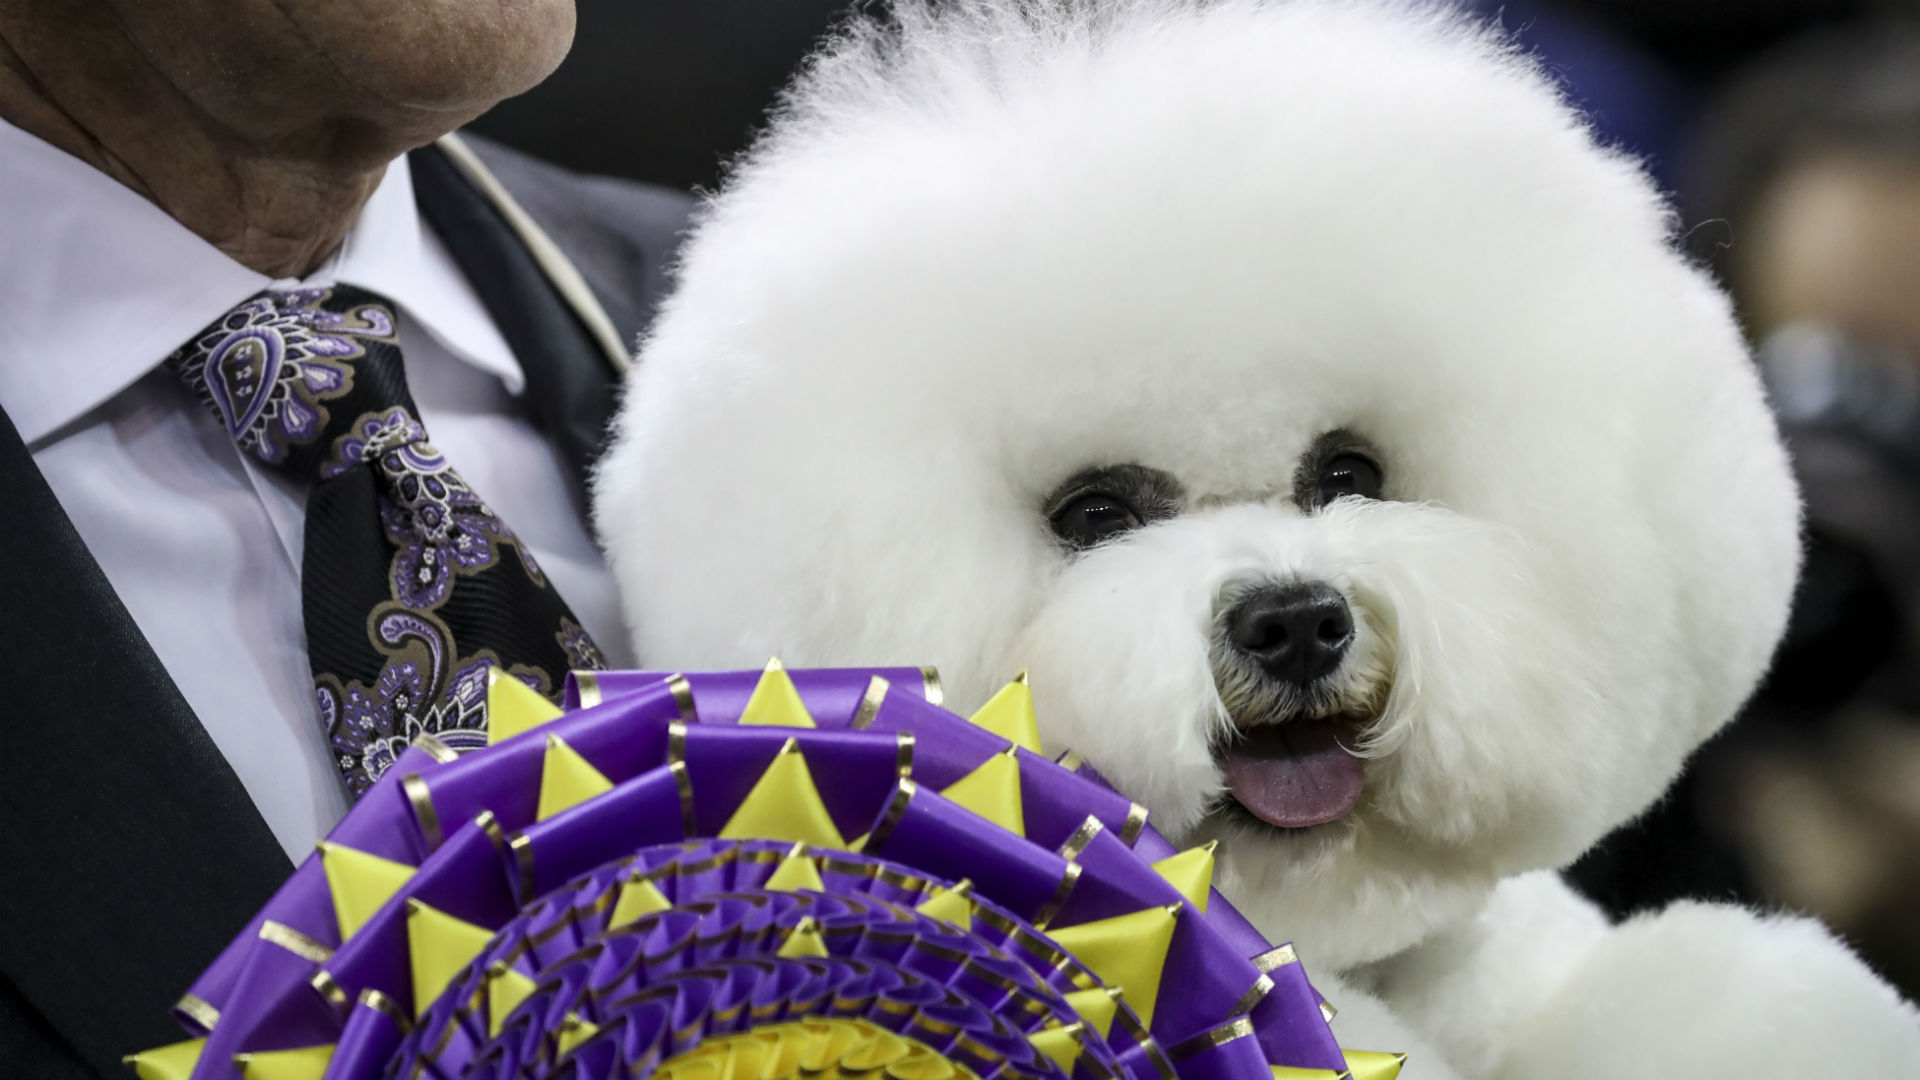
159,667,1346,1079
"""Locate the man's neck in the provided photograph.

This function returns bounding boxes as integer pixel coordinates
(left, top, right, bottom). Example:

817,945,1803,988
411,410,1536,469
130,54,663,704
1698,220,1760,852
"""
0,6,414,279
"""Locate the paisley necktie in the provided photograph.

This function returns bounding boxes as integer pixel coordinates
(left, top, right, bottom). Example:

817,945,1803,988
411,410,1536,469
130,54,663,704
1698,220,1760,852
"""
168,284,607,797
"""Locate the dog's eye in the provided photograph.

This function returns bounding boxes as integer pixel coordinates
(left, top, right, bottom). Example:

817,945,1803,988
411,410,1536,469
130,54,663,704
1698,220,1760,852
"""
1044,463,1184,552
1050,493,1142,549
1312,453,1383,507
1294,431,1386,510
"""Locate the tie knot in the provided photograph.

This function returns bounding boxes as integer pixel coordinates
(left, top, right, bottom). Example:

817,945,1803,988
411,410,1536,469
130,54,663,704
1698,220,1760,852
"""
168,284,417,481
323,407,432,479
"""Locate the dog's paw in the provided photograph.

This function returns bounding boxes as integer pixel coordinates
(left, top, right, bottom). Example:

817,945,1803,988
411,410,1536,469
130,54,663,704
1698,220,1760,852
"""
1499,900,1920,1079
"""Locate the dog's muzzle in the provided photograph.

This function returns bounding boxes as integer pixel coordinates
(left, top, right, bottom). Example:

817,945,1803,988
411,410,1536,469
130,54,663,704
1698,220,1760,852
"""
1212,581,1369,830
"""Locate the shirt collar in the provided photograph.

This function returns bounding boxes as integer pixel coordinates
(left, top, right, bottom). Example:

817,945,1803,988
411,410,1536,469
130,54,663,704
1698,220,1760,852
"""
321,155,527,396
0,120,524,446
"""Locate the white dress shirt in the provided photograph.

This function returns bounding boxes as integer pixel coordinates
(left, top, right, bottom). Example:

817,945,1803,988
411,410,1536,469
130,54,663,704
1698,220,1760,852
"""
0,119,637,860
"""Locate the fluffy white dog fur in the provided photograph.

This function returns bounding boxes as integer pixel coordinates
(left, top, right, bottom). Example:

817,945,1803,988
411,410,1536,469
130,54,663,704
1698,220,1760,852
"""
593,1,1920,1074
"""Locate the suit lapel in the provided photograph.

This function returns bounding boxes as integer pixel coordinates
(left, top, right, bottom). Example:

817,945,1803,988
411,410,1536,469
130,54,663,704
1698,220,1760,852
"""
408,139,627,502
0,408,291,1076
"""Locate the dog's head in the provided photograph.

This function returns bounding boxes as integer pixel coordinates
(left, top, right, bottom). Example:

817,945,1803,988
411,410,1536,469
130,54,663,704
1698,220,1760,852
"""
595,0,1801,969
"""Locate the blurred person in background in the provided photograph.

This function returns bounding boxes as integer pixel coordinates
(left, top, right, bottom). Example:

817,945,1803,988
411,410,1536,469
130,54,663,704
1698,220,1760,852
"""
1675,22,1920,997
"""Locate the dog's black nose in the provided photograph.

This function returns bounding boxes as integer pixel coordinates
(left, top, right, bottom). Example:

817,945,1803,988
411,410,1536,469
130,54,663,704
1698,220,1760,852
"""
1226,583,1353,685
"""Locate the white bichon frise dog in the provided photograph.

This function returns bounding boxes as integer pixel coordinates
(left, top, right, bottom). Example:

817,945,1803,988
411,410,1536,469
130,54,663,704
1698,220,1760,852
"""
593,1,1920,1075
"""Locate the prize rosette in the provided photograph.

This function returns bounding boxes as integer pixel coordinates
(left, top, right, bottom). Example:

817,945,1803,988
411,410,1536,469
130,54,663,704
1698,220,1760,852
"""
127,663,1405,1080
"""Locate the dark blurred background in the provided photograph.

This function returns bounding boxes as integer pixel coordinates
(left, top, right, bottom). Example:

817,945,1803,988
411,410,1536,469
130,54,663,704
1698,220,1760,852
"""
471,0,1920,998
470,0,1906,194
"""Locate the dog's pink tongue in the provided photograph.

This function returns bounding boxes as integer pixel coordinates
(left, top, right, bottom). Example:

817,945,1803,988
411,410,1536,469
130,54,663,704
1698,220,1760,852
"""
1220,720,1365,828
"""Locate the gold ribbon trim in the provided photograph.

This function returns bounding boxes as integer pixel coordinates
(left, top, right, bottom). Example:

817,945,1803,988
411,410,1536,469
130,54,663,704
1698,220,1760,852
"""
258,920,332,964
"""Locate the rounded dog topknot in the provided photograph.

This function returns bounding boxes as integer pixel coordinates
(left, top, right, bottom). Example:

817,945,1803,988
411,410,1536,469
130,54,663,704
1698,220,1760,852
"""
597,0,1801,987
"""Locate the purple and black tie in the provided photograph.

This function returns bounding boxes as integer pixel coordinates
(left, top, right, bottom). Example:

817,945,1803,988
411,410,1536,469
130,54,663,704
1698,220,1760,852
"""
167,284,607,797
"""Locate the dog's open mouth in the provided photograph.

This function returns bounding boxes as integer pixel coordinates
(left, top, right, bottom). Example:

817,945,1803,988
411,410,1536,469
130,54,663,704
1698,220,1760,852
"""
1215,717,1366,829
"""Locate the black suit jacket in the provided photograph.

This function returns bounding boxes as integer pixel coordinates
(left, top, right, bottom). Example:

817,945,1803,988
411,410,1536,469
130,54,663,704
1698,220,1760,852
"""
0,134,692,1078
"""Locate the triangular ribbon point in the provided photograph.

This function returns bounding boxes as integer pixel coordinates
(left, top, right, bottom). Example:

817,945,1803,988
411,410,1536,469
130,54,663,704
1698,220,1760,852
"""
317,841,415,941
123,1038,206,1080
1046,904,1180,1028
233,1043,335,1080
939,748,1026,836
776,917,829,959
609,876,673,928
485,666,562,744
536,733,614,821
967,674,1043,753
739,658,816,728
765,845,826,892
1150,841,1217,914
719,740,846,849
406,899,496,1018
